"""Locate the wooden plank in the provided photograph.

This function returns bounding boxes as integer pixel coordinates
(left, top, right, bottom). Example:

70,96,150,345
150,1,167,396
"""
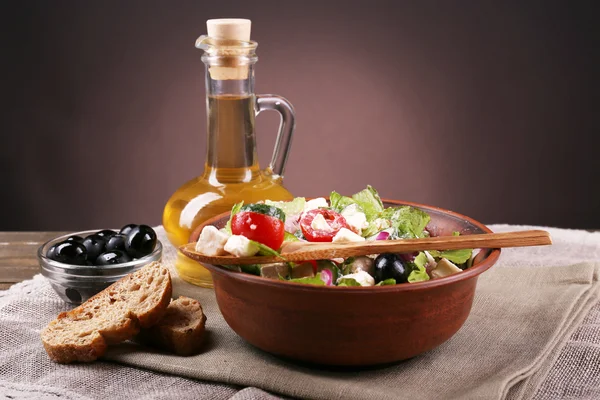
0,232,67,286
0,232,68,243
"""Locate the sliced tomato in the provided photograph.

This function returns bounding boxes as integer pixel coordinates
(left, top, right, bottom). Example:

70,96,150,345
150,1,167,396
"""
299,209,349,242
231,211,285,250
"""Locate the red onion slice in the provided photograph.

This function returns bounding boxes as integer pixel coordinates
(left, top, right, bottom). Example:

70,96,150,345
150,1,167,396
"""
320,269,333,286
375,231,390,240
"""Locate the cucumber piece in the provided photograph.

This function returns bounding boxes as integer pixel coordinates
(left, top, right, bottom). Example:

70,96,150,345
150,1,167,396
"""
284,232,299,242
240,204,286,222
240,264,261,276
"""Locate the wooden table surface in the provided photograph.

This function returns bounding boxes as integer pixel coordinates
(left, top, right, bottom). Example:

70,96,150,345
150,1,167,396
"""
0,232,67,290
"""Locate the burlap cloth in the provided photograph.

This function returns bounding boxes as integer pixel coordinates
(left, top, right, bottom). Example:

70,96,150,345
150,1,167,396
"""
1,225,599,400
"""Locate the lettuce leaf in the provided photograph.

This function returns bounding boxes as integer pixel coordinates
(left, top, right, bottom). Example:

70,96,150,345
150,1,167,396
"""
382,206,430,239
413,252,428,269
330,191,355,213
407,252,431,283
351,186,384,221
330,187,430,240
337,277,362,287
265,197,306,218
361,218,391,238
289,273,326,286
224,201,244,234
247,240,287,260
429,249,472,265
375,278,396,286
408,266,430,283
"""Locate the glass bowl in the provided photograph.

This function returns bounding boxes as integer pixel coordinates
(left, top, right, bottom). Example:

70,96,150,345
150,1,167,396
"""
38,229,162,305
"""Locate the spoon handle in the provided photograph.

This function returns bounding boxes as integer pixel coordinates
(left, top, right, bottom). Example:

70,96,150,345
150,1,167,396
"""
282,229,551,256
180,230,552,266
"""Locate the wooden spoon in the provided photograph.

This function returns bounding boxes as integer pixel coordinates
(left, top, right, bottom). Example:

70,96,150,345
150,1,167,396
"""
179,229,551,265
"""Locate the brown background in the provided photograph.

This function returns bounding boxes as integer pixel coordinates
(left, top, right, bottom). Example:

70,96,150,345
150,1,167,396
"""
1,1,598,231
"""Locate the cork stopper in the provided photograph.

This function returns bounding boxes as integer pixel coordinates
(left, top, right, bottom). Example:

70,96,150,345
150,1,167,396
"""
207,18,251,41
205,18,253,81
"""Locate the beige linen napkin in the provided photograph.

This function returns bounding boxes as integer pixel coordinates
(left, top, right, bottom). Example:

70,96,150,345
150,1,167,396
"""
105,261,600,400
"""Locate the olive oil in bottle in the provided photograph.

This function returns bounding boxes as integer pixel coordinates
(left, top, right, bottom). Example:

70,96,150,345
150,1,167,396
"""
162,19,296,288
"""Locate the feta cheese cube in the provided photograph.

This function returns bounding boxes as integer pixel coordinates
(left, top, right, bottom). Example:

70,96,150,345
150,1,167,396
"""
194,225,230,256
224,235,260,257
310,213,334,232
341,204,368,233
339,270,375,286
303,197,328,212
430,258,462,279
332,227,365,243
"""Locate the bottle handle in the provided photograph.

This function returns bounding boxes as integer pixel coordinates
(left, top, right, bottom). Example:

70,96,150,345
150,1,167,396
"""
256,94,296,179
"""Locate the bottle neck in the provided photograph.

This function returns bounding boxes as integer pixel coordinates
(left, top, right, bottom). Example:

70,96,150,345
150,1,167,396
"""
203,63,260,183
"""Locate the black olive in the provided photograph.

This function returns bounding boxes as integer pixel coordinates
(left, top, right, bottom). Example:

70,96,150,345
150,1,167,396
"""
374,253,411,284
106,234,127,252
96,229,116,240
46,244,58,260
66,235,84,243
52,241,87,265
82,234,107,263
125,225,157,258
119,224,138,236
65,288,82,303
96,250,132,265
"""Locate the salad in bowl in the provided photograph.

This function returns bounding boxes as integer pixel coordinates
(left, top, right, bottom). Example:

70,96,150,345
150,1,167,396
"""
194,186,474,287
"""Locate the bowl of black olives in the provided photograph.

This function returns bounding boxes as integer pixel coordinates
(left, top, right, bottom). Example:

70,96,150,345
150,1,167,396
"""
38,224,162,304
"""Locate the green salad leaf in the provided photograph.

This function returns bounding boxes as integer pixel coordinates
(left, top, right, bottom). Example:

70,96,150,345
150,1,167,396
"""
407,252,430,283
351,186,384,221
289,273,326,286
361,218,391,238
265,197,306,217
330,191,356,213
337,277,362,287
248,240,287,260
408,267,430,283
375,278,396,286
382,206,430,239
224,201,245,234
340,257,356,275
429,249,472,265
413,252,428,269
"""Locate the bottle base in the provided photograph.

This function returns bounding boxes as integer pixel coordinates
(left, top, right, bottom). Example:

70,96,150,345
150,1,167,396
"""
174,251,215,289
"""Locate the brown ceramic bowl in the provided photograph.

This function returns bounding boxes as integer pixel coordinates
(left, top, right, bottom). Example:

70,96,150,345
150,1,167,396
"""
192,200,500,367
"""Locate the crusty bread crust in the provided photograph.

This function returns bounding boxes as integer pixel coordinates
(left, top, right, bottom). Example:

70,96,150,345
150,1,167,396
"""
41,261,172,364
137,296,207,356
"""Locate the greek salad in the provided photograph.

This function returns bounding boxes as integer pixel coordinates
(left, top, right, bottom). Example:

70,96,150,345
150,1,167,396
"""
195,186,474,287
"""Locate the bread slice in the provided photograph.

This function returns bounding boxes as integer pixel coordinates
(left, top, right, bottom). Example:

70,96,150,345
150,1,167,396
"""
41,261,172,364
137,296,207,356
